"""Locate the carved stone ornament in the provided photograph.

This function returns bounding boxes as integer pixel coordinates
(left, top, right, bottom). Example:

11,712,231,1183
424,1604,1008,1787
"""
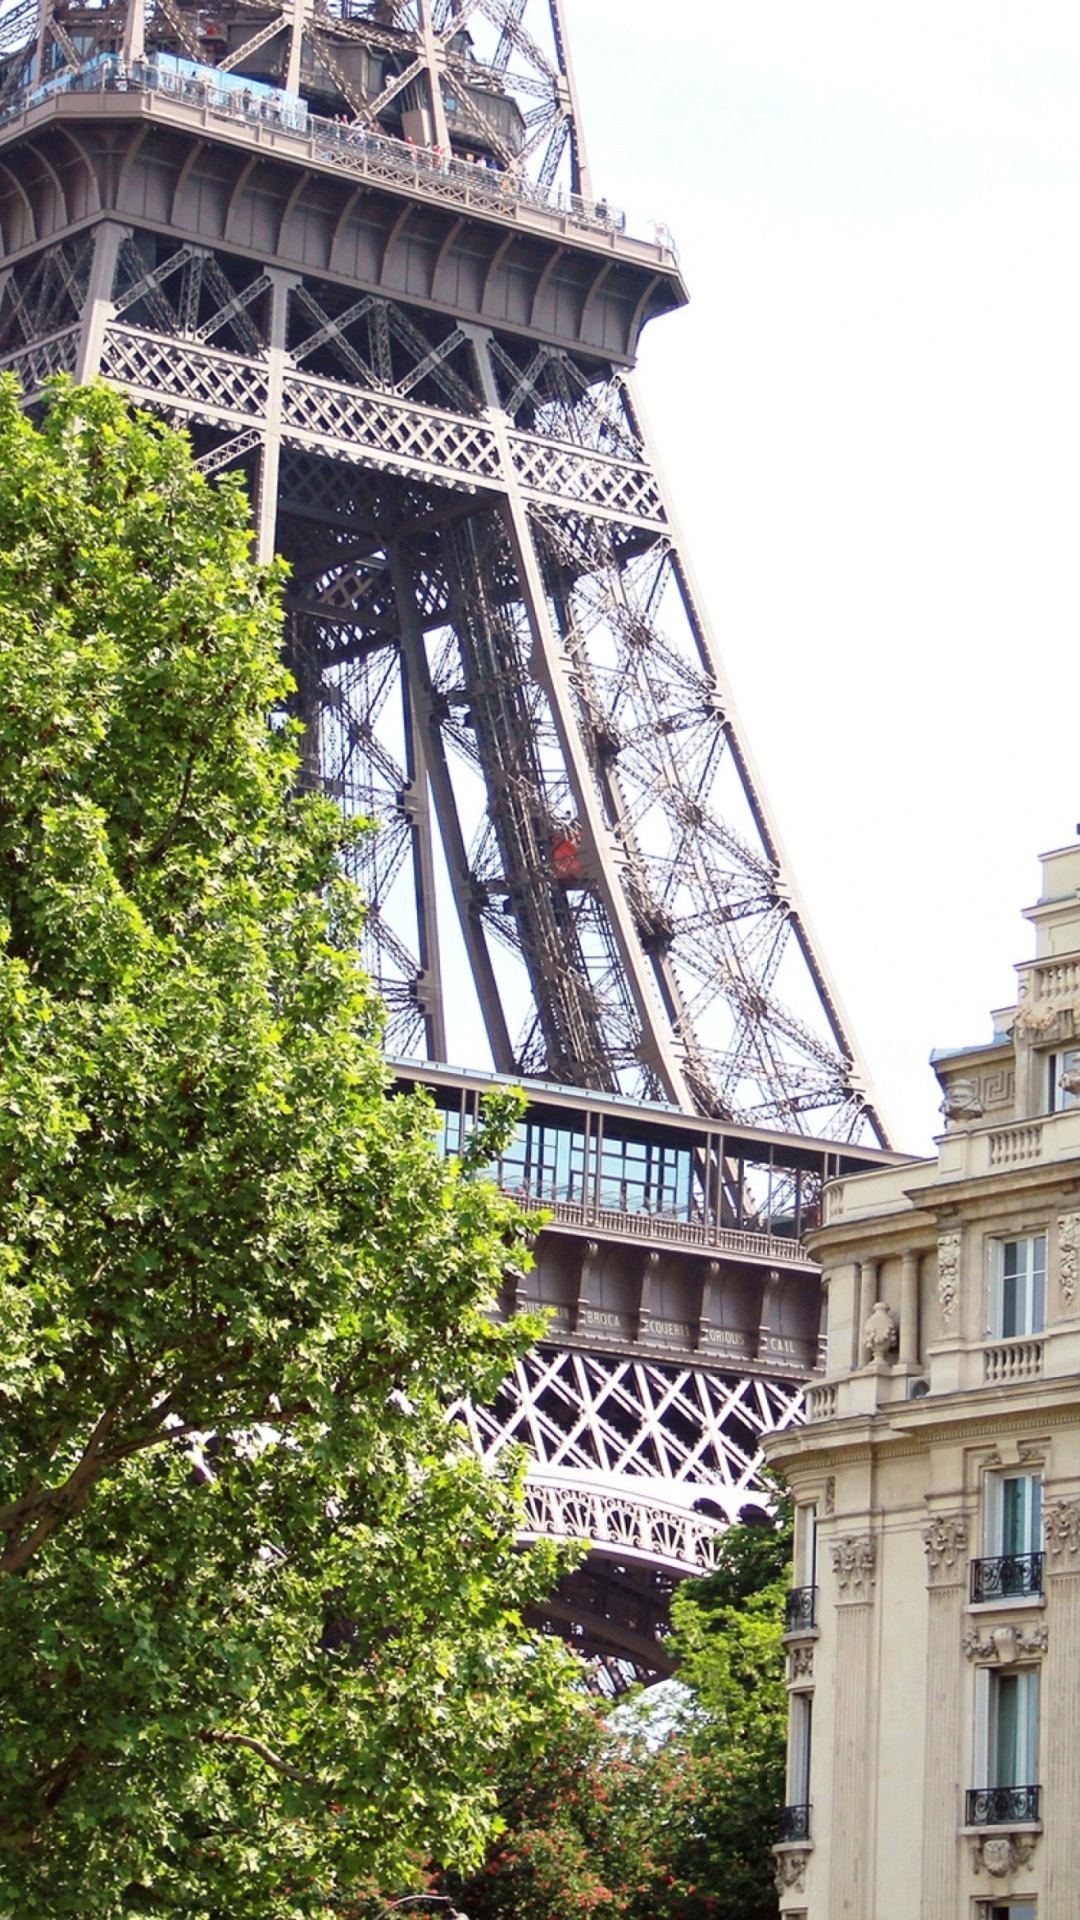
970,1833,1039,1877
1059,1212,1080,1307
937,1231,961,1321
772,1847,811,1894
789,1644,814,1681
824,1474,836,1516
1013,984,1078,1040
863,1300,898,1363
1044,1497,1080,1560
923,1512,968,1583
831,1533,876,1597
940,1075,984,1122
962,1622,1047,1663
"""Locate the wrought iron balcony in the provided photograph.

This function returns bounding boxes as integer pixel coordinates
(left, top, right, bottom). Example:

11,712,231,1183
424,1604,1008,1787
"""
965,1785,1041,1827
783,1585,818,1633
970,1552,1044,1603
776,1804,812,1843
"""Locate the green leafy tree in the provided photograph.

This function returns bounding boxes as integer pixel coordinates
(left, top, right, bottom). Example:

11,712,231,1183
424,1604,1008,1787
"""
0,377,578,1920
444,1506,792,1920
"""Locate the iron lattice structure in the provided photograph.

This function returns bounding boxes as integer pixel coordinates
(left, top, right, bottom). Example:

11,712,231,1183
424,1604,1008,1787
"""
462,1346,804,1687
0,0,892,1678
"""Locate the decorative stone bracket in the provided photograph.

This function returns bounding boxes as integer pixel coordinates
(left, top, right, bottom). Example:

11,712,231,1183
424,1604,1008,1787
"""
1045,1497,1080,1562
831,1533,876,1599
970,1832,1039,1877
937,1231,961,1322
772,1846,812,1894
962,1622,1047,1663
788,1644,814,1683
923,1512,968,1584
1059,1213,1080,1307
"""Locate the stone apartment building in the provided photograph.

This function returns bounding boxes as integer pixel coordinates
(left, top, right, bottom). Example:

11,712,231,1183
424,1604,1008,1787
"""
764,840,1080,1920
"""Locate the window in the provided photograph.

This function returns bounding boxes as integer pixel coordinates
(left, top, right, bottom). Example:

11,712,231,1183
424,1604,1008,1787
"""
785,1505,818,1631
796,1503,818,1587
987,1473,1042,1559
1047,1048,1078,1112
973,1472,1043,1601
991,1670,1038,1786
788,1691,813,1808
975,1667,1039,1789
990,1237,1046,1340
985,1906,1036,1920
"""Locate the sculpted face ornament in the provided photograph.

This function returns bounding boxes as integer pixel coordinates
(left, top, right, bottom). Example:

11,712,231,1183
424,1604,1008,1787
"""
940,1076,984,1121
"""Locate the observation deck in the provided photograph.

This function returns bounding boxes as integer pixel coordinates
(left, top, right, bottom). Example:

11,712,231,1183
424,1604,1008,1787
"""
395,1060,899,1378
0,52,685,362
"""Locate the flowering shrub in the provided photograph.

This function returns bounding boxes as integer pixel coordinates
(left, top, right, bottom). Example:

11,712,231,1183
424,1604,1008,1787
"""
441,1508,792,1920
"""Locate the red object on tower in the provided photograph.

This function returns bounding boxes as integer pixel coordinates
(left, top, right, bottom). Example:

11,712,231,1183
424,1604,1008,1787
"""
551,820,585,882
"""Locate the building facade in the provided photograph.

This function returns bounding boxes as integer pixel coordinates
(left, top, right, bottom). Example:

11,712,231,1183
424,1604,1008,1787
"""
764,841,1080,1920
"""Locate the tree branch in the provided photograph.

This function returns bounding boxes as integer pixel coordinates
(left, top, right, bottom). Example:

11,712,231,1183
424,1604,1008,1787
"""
0,1406,118,1575
142,751,197,866
199,1731,316,1784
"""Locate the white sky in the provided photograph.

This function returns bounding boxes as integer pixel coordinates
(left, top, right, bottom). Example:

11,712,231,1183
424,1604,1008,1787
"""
563,1,1080,1155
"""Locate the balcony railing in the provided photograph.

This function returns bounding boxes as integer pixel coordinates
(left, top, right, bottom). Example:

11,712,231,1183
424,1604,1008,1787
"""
970,1552,1044,1604
984,1336,1043,1385
965,1785,1041,1827
806,1382,837,1421
776,1804,811,1843
783,1585,817,1633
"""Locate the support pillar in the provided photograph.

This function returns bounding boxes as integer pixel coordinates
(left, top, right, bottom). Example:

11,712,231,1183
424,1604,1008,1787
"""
256,267,297,566
462,320,694,1112
417,0,451,154
399,663,447,1063
920,1532,966,1916
121,0,144,64
899,1250,920,1366
828,1535,877,1919
73,220,126,382
387,542,515,1074
856,1258,878,1366
1043,1543,1080,1913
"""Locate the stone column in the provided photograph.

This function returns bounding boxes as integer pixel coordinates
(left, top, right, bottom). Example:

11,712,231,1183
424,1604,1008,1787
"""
899,1250,920,1365
920,1513,968,1914
828,1533,877,1917
855,1259,878,1366
1043,1499,1080,1914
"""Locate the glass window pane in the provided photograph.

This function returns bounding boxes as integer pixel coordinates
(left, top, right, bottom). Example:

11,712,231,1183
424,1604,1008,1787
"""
790,1694,812,1803
1001,1268,1019,1339
997,1238,1048,1338
1002,1479,1023,1557
1023,1670,1039,1782
993,1673,1020,1786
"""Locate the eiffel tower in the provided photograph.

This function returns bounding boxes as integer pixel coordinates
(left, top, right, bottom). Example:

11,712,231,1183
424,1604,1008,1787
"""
0,0,895,1684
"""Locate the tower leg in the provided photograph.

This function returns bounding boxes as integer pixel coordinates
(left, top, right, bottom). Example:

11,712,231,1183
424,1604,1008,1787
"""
388,542,516,1074
73,221,126,383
